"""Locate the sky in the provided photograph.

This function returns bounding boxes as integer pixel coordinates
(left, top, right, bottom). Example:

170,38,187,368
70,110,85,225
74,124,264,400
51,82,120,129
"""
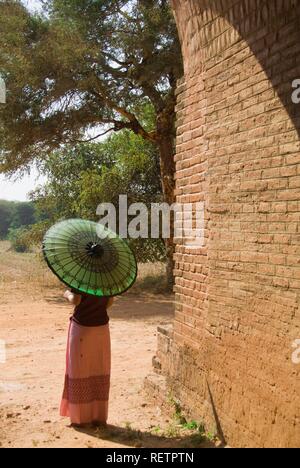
23,0,43,13
0,169,47,202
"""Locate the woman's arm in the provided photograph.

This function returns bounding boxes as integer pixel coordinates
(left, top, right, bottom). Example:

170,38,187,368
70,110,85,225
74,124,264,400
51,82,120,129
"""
63,290,82,307
107,297,115,309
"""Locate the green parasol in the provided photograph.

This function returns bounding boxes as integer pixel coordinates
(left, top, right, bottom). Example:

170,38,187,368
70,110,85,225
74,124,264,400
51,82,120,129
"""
42,219,137,297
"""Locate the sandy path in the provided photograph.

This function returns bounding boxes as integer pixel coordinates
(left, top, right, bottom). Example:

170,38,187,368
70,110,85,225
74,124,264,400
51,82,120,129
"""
0,292,176,448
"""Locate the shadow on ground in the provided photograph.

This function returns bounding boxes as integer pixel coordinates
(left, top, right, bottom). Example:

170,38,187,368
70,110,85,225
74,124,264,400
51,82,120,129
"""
44,293,175,321
74,424,216,449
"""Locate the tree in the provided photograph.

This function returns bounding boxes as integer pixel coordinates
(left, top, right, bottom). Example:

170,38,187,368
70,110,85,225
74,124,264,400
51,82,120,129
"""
30,131,166,262
10,201,36,229
0,199,36,239
0,200,13,238
0,0,183,287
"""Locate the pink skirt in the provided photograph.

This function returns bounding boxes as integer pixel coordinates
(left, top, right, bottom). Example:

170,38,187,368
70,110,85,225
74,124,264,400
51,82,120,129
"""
60,320,111,425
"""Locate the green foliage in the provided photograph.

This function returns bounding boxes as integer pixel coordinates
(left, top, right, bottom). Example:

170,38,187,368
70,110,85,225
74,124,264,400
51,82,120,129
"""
182,421,199,431
7,219,52,253
75,131,162,215
0,199,38,240
10,201,36,229
22,220,52,246
0,0,183,174
32,142,111,220
0,200,13,239
8,226,30,253
29,130,166,262
167,393,211,441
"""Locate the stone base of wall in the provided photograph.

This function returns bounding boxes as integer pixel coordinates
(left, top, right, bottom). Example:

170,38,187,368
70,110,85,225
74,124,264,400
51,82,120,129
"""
146,325,227,444
146,323,300,448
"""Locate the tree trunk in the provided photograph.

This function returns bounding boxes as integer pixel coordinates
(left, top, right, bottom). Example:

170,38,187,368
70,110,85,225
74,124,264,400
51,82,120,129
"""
157,118,176,291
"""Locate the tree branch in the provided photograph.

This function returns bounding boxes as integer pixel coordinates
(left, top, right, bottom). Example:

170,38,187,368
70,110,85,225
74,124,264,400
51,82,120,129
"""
71,127,114,143
90,88,158,143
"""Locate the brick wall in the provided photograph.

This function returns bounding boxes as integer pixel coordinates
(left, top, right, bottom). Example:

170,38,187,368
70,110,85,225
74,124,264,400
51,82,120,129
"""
161,0,300,447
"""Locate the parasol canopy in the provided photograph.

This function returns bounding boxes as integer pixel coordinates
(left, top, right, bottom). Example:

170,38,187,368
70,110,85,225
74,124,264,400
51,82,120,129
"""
42,219,137,297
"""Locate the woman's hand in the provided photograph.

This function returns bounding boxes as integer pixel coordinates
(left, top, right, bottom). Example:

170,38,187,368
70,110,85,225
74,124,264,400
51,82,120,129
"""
63,290,82,306
63,290,71,300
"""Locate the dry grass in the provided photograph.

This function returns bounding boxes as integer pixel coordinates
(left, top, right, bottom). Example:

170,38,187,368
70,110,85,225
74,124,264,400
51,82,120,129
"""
0,241,169,298
131,263,168,295
0,241,60,299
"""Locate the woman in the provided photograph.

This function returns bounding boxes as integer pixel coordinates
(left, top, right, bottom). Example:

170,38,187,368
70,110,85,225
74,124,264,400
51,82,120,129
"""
60,289,114,428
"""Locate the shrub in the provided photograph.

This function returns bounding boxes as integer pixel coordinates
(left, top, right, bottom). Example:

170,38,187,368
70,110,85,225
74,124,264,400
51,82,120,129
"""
8,227,30,253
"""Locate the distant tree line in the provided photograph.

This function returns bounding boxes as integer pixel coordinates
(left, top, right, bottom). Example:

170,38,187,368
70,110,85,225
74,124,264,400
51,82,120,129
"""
0,200,37,239
0,200,42,252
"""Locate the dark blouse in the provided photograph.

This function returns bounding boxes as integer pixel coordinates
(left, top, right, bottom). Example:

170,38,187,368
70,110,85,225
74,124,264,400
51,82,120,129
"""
71,290,110,327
